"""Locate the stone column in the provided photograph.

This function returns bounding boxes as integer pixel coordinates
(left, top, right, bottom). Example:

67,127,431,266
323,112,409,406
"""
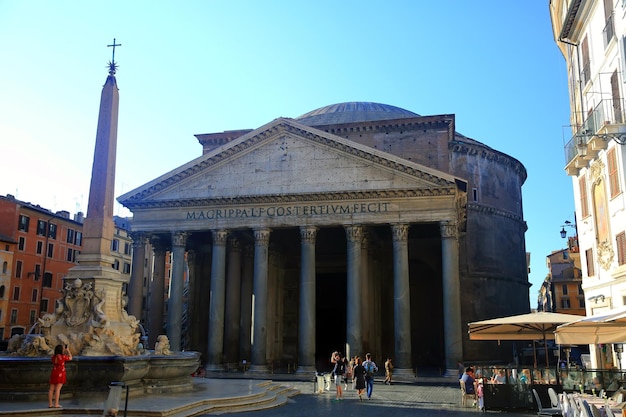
148,237,167,348
441,221,462,375
297,226,317,374
361,230,372,354
345,225,363,360
392,224,414,377
206,229,229,371
127,232,147,320
224,237,242,365
249,228,271,373
168,231,188,352
239,244,254,365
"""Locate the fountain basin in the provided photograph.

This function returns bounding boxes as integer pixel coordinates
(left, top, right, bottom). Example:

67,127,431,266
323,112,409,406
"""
0,351,200,401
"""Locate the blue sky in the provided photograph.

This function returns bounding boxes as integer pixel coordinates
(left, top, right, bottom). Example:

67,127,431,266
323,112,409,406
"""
0,1,574,304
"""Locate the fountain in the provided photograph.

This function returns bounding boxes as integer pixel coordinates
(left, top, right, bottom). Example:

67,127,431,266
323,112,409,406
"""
0,43,199,401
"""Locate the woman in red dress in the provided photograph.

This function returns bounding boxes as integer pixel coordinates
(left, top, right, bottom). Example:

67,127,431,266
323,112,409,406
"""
48,344,72,408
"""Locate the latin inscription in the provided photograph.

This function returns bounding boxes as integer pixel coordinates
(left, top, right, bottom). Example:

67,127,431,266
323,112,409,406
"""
186,202,390,220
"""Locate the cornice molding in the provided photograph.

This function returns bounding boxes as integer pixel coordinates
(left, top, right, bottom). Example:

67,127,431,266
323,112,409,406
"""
450,140,527,183
467,202,525,226
124,187,458,210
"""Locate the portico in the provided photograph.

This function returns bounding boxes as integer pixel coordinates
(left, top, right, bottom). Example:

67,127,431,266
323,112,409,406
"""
120,117,467,374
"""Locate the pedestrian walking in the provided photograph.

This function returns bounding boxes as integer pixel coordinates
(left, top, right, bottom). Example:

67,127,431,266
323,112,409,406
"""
353,356,366,401
363,352,378,399
384,357,393,385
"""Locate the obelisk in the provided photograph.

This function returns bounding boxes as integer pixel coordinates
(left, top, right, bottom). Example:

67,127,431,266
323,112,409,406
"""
48,40,140,355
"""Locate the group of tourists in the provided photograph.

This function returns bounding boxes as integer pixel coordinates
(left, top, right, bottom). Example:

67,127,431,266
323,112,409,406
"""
330,351,393,401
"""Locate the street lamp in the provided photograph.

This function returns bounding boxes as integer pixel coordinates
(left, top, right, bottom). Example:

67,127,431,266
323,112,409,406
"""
560,220,576,238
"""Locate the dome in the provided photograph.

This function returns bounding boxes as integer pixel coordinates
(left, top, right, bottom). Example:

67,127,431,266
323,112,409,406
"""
296,102,419,126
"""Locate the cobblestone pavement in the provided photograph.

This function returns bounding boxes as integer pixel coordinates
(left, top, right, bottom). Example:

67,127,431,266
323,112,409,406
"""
202,379,537,417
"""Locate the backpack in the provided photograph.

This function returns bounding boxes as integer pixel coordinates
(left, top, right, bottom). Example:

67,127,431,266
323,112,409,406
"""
365,361,375,377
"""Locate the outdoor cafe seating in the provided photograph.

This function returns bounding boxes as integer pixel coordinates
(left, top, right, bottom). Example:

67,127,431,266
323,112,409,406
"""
472,366,626,413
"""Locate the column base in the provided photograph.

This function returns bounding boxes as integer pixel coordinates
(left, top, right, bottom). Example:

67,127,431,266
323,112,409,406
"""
389,367,415,380
204,363,225,372
247,364,269,374
295,365,317,375
443,368,461,378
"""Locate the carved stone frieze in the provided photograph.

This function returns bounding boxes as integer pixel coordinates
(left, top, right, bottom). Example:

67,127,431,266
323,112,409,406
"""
590,158,605,185
597,239,615,271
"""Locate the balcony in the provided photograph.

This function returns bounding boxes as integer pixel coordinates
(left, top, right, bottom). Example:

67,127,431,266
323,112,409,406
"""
564,99,626,175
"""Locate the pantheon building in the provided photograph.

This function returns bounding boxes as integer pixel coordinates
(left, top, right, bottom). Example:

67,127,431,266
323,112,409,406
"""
119,102,530,375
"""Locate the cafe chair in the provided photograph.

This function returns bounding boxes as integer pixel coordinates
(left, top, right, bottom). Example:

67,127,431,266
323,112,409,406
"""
459,380,476,407
532,388,563,416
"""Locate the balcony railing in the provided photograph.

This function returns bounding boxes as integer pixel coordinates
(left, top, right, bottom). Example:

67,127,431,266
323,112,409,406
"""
564,98,626,166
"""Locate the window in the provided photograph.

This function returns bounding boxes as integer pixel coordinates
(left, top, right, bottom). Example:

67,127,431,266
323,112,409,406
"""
34,264,41,281
47,242,53,258
579,298,586,308
67,228,75,244
18,215,29,232
561,299,571,309
12,286,20,301
2,261,7,274
10,309,17,324
562,284,568,295
603,0,615,48
124,242,131,255
36,241,43,255
617,231,626,265
563,251,569,260
36,220,47,236
29,310,36,324
580,175,589,217
113,259,120,270
67,248,74,262
578,285,584,295
40,299,48,314
0,285,4,298
42,272,52,288
75,231,82,246
472,188,478,202
31,288,38,302
123,262,131,274
581,36,591,85
608,148,621,197
15,261,22,278
586,248,595,276
48,223,56,239
18,237,25,251
111,239,119,252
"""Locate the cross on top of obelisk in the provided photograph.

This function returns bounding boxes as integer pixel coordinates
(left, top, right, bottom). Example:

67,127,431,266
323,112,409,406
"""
107,38,121,75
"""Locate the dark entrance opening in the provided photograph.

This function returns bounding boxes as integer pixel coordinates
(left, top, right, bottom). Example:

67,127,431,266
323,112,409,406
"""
315,272,346,373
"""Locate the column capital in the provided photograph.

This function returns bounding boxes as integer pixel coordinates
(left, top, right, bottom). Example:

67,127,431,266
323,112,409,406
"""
254,228,271,246
228,236,242,252
440,221,458,239
171,231,189,247
212,229,229,246
299,226,318,244
391,224,409,242
150,236,169,253
129,231,149,247
344,225,363,243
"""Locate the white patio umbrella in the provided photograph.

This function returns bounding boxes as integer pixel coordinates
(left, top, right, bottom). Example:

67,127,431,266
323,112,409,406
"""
468,312,583,367
554,307,626,345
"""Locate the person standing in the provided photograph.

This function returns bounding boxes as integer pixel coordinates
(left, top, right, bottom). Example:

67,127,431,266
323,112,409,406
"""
353,356,366,401
384,357,393,385
363,352,378,399
331,352,345,400
48,344,72,408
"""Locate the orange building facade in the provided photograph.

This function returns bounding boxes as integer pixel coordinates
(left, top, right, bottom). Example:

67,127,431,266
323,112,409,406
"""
0,194,84,340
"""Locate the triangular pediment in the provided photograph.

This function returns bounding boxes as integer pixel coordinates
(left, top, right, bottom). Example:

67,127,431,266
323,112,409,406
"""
119,118,463,209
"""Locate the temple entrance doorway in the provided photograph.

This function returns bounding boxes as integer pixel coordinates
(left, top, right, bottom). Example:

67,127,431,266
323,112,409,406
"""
315,272,346,373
